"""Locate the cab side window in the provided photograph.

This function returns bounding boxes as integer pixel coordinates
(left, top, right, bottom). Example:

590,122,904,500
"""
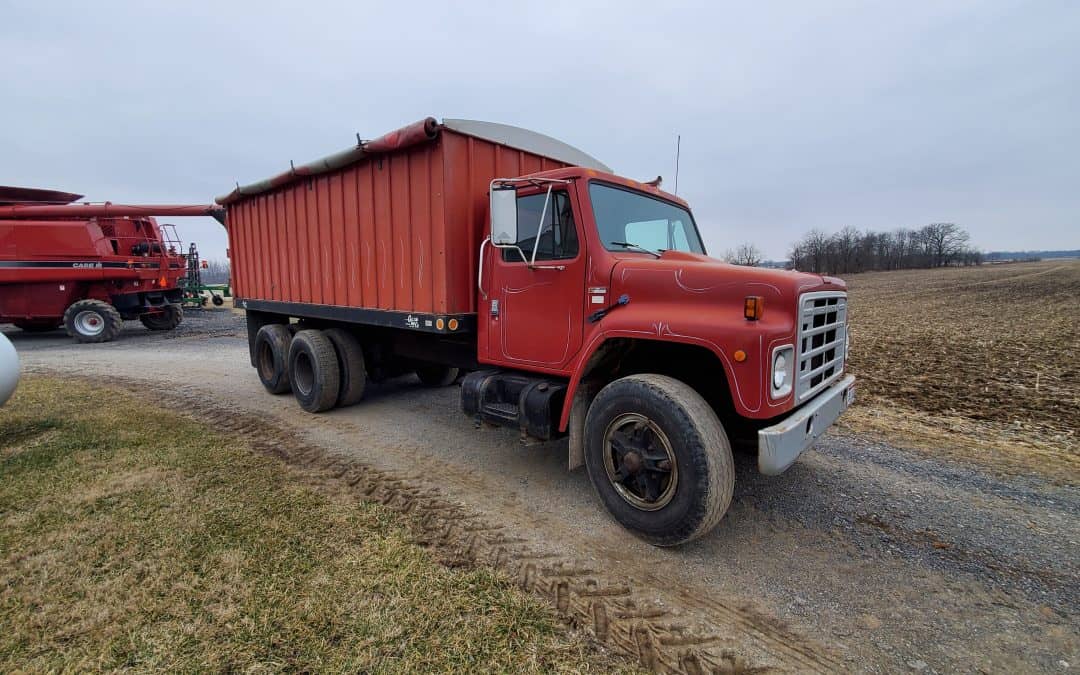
502,191,579,262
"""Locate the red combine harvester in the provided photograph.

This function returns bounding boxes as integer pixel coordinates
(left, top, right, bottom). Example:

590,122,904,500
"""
0,186,225,342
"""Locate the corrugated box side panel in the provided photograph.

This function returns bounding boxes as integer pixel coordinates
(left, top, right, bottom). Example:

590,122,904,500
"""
229,127,576,315
440,129,570,314
230,140,453,313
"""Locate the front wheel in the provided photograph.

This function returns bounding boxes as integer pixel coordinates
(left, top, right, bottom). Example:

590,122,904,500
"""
63,300,123,343
584,374,734,547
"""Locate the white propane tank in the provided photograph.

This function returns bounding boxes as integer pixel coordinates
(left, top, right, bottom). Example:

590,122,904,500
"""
0,332,19,406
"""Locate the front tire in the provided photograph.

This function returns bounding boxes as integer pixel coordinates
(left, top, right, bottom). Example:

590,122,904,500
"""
139,304,183,331
583,374,734,547
63,300,122,343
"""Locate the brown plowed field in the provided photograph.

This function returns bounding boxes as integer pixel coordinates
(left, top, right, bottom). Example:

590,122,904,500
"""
844,260,1079,455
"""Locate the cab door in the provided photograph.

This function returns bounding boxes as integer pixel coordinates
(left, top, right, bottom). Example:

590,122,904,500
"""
482,188,586,373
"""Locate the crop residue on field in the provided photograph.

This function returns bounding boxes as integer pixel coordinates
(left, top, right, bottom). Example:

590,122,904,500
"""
844,260,1079,458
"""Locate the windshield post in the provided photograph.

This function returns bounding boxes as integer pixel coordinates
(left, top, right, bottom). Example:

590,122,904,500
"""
529,185,553,267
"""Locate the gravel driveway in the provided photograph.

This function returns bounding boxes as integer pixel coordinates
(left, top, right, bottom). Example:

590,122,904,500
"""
7,312,1078,673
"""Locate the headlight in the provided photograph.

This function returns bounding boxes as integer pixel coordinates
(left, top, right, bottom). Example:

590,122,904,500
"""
770,346,793,399
772,353,787,389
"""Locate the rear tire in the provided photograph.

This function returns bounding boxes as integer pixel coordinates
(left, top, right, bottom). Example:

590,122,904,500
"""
254,324,292,394
416,364,459,387
14,320,61,333
323,328,367,407
63,300,122,343
139,304,183,331
288,330,341,413
583,374,734,547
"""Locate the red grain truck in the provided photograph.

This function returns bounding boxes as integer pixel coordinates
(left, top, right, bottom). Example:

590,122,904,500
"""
220,117,855,545
0,186,225,342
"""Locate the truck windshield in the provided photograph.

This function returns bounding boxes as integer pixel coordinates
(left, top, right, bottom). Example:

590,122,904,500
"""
590,182,705,255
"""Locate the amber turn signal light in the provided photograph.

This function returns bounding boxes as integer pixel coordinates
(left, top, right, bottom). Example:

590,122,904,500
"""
744,296,764,320
733,349,747,362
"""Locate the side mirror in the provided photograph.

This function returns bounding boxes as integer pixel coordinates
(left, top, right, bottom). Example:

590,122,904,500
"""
490,186,518,245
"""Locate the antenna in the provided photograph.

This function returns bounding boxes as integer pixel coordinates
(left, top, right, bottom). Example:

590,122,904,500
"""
674,134,681,196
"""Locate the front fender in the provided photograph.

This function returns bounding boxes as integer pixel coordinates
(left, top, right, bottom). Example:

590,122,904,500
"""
559,292,797,431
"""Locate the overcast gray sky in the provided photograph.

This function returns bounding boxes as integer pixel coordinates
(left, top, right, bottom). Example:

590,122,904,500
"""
2,1,1077,260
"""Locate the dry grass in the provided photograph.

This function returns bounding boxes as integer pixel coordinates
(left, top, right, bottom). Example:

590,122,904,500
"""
842,260,1079,476
0,377,633,673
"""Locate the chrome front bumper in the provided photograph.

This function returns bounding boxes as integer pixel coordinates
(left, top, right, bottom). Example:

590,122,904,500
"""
758,374,855,475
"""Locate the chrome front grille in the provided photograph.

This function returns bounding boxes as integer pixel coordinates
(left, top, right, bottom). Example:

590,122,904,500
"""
796,291,848,402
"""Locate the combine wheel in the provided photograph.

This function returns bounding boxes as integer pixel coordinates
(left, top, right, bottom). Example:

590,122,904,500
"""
416,364,459,387
323,328,367,407
140,304,183,331
63,300,122,343
288,330,341,413
583,374,734,547
14,320,61,333
254,324,293,394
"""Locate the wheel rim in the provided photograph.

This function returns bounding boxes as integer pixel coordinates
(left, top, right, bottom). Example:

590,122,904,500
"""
74,310,105,337
293,351,314,396
602,412,678,511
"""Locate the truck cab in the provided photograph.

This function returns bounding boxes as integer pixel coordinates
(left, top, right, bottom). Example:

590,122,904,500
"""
465,167,855,545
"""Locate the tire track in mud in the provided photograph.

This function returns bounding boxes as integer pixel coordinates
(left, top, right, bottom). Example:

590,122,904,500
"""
74,373,843,674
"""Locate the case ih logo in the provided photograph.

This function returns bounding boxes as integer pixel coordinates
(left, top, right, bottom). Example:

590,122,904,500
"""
72,262,103,269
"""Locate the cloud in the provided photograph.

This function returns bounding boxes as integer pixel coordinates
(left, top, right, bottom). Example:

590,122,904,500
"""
2,0,1076,260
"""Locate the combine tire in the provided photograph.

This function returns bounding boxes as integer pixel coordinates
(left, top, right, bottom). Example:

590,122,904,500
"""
416,364,459,387
288,330,341,413
323,328,367,407
583,374,734,547
14,320,61,333
63,300,122,343
139,304,183,331
254,324,293,394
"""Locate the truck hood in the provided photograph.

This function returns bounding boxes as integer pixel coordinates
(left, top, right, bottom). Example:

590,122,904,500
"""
610,250,845,299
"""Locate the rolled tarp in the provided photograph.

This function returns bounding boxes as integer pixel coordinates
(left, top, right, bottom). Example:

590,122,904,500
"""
216,117,440,205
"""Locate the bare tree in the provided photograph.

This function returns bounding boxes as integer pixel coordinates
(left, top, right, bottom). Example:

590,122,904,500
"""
724,242,763,266
786,223,979,273
920,222,970,267
202,259,231,284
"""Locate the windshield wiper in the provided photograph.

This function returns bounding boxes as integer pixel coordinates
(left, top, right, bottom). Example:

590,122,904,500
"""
610,241,660,258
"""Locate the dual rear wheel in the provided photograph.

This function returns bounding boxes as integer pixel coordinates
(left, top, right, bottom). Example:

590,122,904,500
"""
255,324,346,412
254,323,456,414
